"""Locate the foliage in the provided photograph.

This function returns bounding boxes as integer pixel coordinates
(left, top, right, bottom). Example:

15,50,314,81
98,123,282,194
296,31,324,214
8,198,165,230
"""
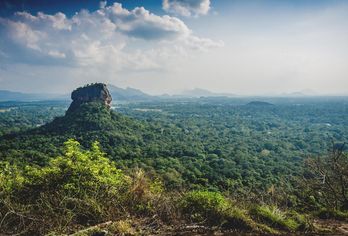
0,138,340,235
180,190,262,231
179,190,229,224
250,205,309,232
126,169,164,215
301,145,348,211
0,101,66,136
1,97,347,194
0,139,129,234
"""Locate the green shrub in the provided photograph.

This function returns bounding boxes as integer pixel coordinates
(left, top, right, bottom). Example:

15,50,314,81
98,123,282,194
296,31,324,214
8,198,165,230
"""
127,169,164,215
0,139,130,234
179,190,259,231
251,205,308,232
179,190,229,224
222,206,257,231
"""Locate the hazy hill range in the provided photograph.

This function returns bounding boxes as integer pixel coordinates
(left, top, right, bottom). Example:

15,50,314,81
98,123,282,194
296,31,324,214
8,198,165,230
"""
1,86,330,102
0,90,66,101
0,86,237,102
107,84,153,101
246,101,274,106
180,88,236,98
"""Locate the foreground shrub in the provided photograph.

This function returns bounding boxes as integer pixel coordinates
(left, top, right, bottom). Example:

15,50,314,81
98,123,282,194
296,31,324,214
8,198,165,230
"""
179,190,229,224
179,190,264,231
250,205,309,232
301,147,348,211
0,139,130,234
127,168,166,215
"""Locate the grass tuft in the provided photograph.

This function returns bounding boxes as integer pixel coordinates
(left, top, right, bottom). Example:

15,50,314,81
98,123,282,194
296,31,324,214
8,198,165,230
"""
250,205,310,232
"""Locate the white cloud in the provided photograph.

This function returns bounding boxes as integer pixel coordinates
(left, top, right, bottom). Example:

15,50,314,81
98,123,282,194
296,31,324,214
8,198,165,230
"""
0,2,221,70
163,0,210,17
183,35,224,51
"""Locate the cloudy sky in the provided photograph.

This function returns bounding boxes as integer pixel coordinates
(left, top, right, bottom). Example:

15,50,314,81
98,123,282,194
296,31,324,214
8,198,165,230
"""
0,0,347,95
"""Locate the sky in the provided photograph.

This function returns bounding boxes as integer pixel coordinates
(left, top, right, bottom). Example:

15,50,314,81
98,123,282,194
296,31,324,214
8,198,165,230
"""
0,0,347,95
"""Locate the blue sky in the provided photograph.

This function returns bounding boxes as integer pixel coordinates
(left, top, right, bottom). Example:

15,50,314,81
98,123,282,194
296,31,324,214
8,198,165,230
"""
0,0,342,16
0,0,347,95
0,1,163,17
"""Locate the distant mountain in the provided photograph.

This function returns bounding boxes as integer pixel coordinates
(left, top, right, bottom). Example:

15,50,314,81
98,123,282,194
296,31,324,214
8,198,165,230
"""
246,101,274,106
279,89,318,97
0,90,30,101
107,84,153,101
0,90,67,101
179,88,235,98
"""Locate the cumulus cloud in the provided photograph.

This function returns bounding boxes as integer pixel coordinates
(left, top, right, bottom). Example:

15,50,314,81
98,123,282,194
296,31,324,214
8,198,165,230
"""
163,0,210,17
0,2,221,70
183,36,224,51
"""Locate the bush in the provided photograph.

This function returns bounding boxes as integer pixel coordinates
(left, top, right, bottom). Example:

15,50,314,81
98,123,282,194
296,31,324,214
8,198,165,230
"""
0,139,130,234
301,148,348,211
250,205,309,231
179,190,229,224
126,168,164,215
179,190,260,231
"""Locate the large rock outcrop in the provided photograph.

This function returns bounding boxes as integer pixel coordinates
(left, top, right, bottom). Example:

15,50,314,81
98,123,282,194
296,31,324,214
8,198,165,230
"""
67,83,112,113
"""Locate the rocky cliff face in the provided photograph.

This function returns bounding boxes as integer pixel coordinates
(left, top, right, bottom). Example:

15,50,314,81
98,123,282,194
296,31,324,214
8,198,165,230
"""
67,83,112,113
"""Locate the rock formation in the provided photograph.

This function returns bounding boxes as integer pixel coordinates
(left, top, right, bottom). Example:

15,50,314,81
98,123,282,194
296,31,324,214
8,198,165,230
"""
67,83,112,113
